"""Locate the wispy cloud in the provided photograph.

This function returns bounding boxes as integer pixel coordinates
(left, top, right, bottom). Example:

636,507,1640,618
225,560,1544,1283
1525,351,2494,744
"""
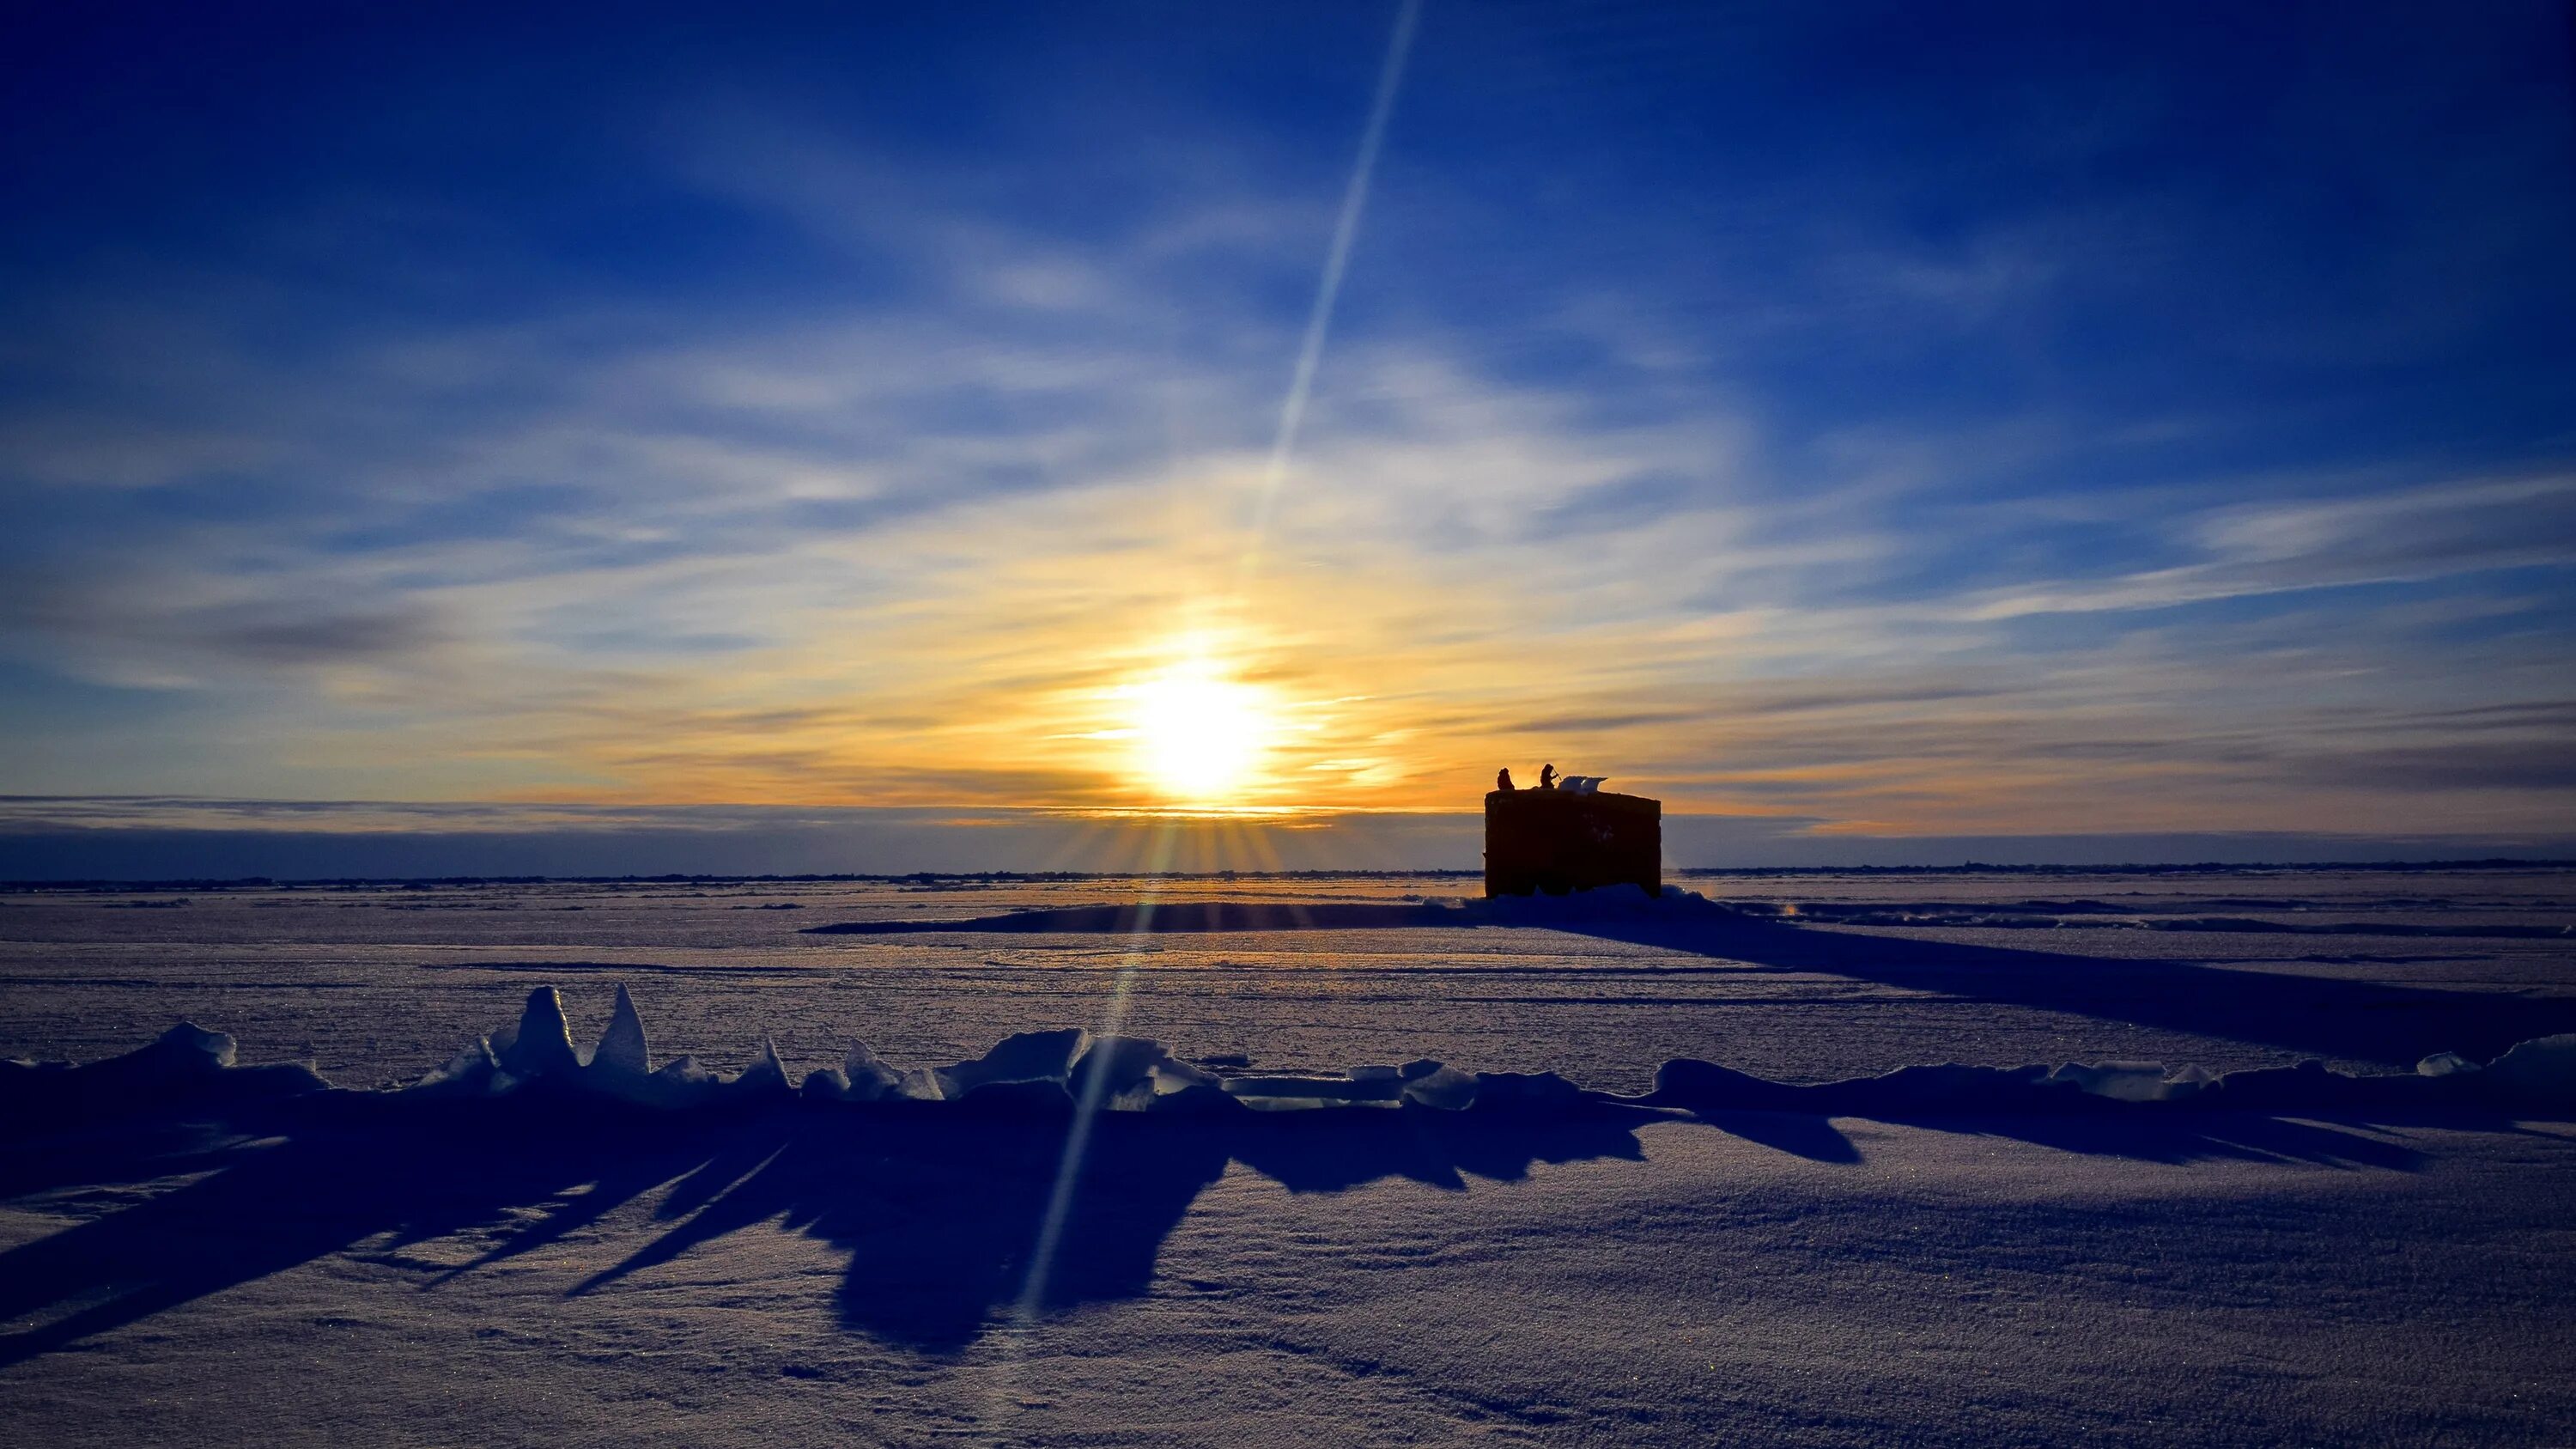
0,3,2571,848
1960,473,2576,620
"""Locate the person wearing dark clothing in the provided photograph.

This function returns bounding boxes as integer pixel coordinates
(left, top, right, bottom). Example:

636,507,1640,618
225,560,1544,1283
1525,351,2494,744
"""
1539,764,1558,790
1496,767,1516,791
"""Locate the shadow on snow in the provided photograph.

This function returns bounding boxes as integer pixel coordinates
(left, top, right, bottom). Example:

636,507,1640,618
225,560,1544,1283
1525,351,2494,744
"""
0,1089,2492,1365
815,900,2576,1067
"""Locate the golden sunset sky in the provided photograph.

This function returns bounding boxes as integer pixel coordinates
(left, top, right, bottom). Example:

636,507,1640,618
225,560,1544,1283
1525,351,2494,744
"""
3,3,2573,872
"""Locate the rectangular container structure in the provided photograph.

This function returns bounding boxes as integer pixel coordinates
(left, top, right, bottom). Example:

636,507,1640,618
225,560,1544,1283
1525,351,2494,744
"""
1483,788,1662,898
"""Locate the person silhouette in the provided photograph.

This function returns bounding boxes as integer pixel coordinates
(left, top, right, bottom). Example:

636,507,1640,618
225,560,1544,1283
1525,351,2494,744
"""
1539,763,1558,790
1496,767,1516,792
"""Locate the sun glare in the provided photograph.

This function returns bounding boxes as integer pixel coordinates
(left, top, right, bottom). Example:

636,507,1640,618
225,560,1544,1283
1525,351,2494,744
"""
1118,655,1277,804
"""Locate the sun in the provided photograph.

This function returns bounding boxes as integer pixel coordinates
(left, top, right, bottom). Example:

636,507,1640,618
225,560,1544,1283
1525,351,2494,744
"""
1116,655,1278,804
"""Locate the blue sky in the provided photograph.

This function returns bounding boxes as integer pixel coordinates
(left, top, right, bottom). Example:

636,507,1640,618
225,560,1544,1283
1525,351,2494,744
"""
3,1,2573,872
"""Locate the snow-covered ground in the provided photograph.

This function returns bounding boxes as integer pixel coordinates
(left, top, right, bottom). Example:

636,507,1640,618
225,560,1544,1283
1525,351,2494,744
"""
4,868,2572,1088
3,1103,2571,1445
3,868,2573,1444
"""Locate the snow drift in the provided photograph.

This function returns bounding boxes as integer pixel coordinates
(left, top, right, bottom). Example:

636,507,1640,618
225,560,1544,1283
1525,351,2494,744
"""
801,884,1744,935
0,1022,328,1126
802,883,2576,940
8,983,2576,1130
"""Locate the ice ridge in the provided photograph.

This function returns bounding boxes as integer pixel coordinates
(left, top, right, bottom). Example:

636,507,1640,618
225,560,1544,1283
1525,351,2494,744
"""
7,983,2575,1127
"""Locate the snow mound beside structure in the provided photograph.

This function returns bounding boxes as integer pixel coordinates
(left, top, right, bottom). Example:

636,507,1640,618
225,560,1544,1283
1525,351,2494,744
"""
1453,883,1739,926
9,988,2576,1129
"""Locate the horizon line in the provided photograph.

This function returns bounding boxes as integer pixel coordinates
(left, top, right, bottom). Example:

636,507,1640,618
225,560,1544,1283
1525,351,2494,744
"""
8,857,2573,891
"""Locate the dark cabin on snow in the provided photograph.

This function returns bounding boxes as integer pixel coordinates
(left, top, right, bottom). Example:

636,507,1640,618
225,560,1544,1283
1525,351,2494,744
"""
1483,775,1662,898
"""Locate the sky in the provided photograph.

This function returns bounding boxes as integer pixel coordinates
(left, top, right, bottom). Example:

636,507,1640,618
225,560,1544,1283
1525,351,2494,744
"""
3,0,2573,874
